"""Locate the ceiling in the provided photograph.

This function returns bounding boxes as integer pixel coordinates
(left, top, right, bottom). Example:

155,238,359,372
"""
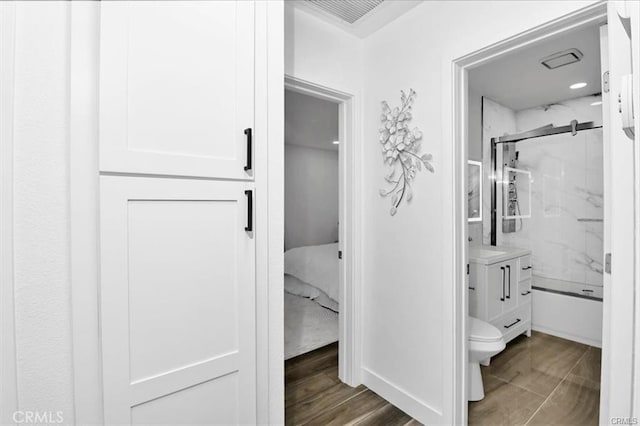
292,0,422,38
285,90,339,151
469,23,602,111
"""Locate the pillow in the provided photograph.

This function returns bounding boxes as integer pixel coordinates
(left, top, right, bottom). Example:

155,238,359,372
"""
284,243,339,302
284,274,321,299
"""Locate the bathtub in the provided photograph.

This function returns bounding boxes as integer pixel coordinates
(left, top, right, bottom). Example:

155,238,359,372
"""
531,275,603,347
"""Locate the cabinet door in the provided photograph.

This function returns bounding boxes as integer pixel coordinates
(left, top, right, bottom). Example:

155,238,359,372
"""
486,264,504,321
99,1,255,179
100,176,256,425
503,259,519,311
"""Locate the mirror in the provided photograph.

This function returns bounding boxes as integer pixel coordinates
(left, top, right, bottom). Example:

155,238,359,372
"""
468,160,482,222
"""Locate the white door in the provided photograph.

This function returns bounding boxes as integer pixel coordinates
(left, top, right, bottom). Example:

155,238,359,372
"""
602,1,639,422
99,1,255,179
100,176,256,424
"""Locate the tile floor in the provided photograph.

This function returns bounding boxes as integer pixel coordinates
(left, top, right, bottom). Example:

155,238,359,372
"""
469,331,601,426
285,331,601,425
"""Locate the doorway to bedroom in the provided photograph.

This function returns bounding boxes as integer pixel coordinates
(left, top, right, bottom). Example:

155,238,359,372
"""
283,78,360,421
283,88,341,361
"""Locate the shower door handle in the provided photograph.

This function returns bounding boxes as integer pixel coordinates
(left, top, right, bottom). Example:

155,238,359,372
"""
506,265,511,299
500,267,505,301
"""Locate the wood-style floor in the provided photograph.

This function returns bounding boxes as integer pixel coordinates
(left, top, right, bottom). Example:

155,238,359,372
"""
470,331,601,425
285,331,601,426
285,342,417,425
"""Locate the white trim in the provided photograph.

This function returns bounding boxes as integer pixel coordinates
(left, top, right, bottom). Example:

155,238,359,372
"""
69,2,103,424
449,3,608,423
283,75,363,387
0,2,18,423
361,368,442,422
256,2,285,424
631,0,640,417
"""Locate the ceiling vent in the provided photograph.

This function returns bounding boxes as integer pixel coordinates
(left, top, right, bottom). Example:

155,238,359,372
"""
306,0,385,24
540,48,584,69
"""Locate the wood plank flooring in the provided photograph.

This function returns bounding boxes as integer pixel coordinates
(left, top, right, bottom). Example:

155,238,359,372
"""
286,332,601,426
285,343,415,426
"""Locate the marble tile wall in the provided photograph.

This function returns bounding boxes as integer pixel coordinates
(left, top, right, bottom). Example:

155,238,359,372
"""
484,95,604,287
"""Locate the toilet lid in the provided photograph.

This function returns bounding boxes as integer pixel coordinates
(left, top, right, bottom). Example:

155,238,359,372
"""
469,317,503,342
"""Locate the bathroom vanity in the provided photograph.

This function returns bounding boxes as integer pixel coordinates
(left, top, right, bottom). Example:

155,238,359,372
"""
469,245,532,344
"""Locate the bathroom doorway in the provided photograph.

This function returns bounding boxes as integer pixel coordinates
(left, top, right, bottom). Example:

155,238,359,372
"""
453,3,638,424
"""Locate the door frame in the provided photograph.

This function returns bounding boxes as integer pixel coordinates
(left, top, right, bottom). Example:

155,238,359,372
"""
449,2,614,424
283,75,362,387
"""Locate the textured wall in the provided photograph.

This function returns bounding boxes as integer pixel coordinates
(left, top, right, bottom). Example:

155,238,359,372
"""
12,2,75,420
285,145,339,250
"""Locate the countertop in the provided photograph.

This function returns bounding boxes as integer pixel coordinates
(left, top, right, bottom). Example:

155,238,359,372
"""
469,245,531,265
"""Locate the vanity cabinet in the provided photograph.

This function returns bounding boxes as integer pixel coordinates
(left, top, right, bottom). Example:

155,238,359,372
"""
469,247,532,344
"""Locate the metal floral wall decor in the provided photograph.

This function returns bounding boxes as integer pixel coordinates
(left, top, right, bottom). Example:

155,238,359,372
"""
379,89,434,216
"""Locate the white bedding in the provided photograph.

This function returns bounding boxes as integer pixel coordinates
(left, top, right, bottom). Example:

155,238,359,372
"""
284,243,339,302
284,274,338,312
284,292,338,360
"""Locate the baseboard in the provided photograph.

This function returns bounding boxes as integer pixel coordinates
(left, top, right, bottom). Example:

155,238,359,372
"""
361,367,443,424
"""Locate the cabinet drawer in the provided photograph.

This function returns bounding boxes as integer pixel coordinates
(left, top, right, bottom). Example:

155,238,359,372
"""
519,255,532,281
519,279,532,303
491,304,531,335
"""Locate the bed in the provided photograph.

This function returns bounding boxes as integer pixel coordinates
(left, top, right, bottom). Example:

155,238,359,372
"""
284,243,340,360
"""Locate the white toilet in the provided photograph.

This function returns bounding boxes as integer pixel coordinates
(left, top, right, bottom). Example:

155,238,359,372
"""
468,316,506,401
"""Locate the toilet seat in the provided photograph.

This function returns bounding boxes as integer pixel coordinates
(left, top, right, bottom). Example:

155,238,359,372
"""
469,317,503,343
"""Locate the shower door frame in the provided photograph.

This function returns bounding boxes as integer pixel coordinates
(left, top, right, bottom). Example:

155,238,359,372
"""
489,121,603,246
449,2,636,424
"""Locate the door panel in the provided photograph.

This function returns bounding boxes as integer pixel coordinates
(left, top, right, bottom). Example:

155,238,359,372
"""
99,1,255,179
100,176,255,424
603,1,639,421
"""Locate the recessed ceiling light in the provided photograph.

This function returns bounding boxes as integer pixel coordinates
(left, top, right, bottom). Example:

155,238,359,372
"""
332,140,340,145
570,82,587,90
590,101,602,106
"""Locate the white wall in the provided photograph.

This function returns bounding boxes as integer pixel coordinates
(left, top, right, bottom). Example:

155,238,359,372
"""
357,1,597,422
285,5,363,94
11,2,75,421
285,145,339,250
288,1,600,422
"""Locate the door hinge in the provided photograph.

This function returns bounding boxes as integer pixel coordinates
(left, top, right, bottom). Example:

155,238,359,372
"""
467,264,470,275
603,71,610,93
605,253,611,274
338,250,342,260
